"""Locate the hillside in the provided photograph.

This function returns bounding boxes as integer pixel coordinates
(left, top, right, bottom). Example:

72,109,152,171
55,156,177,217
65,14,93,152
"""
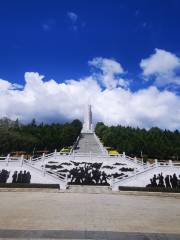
95,122,180,160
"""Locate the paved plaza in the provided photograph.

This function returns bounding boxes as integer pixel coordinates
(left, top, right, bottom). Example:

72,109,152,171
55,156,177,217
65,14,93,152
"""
0,189,180,239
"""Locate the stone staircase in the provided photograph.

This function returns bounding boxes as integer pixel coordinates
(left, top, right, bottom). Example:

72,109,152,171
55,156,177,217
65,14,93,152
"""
74,133,104,154
66,185,112,194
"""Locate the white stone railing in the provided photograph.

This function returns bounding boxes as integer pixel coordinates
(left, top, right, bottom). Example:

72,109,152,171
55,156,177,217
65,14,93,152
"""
0,154,68,189
121,152,143,166
70,135,80,154
111,159,180,191
1,151,180,191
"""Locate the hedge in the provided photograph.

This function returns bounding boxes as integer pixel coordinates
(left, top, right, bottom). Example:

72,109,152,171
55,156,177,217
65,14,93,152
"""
0,183,60,189
119,186,180,193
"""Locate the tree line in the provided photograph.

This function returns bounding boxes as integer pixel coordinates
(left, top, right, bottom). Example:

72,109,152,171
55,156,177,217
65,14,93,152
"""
95,122,180,160
0,118,82,156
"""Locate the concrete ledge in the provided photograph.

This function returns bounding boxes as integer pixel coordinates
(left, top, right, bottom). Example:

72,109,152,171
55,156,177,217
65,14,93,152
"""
0,229,179,239
1,186,180,197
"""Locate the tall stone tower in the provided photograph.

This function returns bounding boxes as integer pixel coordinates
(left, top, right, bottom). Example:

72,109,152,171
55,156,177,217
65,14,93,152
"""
81,104,94,133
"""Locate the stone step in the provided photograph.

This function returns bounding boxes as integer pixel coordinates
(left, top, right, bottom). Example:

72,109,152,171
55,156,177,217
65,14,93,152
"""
66,185,112,194
74,133,103,154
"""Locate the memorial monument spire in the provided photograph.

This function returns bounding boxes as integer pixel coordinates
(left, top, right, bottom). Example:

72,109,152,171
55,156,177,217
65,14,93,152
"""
81,104,93,133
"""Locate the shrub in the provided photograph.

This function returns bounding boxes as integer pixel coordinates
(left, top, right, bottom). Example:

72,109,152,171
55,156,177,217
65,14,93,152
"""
119,186,180,193
0,183,59,188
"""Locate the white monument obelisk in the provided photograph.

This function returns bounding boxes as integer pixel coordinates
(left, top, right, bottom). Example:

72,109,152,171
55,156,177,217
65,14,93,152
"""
81,104,94,133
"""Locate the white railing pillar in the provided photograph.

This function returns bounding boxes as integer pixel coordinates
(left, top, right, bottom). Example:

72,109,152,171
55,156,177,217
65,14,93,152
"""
54,149,57,159
123,152,126,160
112,183,119,191
21,155,24,167
42,153,45,175
6,154,10,166
110,176,114,188
29,156,32,165
42,153,45,163
147,161,150,168
155,159,158,166
134,156,137,163
169,160,173,166
60,174,68,190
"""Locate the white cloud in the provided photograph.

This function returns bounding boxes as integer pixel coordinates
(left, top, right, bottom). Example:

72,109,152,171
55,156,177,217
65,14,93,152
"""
42,19,56,32
67,11,84,32
0,79,12,92
1,57,180,130
0,79,23,92
67,12,78,23
140,48,180,86
89,57,128,89
42,24,51,31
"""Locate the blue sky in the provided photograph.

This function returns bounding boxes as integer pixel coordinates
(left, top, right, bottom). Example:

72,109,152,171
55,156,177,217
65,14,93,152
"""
0,0,179,88
1,0,180,129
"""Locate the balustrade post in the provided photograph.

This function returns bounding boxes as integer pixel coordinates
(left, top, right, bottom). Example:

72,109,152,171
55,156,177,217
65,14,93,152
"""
54,149,57,159
21,155,24,167
6,154,10,166
61,174,68,190
42,153,45,175
134,156,137,163
30,156,32,165
168,160,173,166
123,152,126,160
155,159,158,166
112,184,119,191
110,176,114,188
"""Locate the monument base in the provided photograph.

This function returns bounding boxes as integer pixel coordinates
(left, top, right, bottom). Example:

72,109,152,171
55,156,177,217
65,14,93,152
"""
81,129,94,134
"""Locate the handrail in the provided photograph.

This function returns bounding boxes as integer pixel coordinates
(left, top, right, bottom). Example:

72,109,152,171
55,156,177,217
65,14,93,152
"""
30,152,56,163
70,135,80,154
46,169,66,182
94,133,108,155
24,161,66,183
113,161,180,187
24,160,44,173
31,156,43,162
114,163,157,185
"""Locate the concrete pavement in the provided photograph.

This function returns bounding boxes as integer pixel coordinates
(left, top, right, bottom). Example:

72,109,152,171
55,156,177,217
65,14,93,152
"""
0,190,180,239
